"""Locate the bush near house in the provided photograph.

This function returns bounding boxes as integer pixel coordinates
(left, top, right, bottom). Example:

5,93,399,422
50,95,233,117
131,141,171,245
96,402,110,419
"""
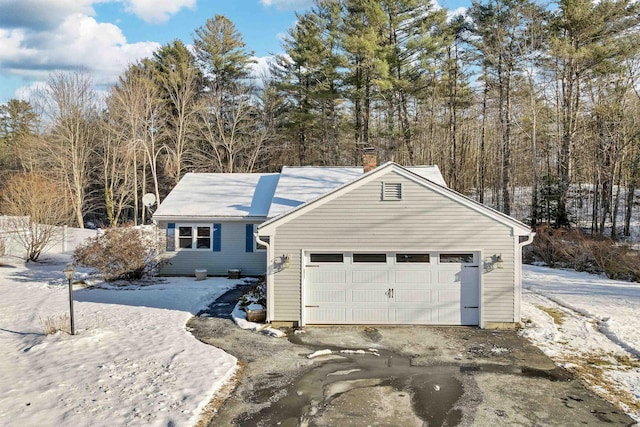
527,225,640,282
74,225,162,282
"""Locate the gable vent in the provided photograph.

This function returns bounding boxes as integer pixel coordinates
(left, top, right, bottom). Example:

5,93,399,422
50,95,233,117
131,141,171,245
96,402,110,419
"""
382,182,402,200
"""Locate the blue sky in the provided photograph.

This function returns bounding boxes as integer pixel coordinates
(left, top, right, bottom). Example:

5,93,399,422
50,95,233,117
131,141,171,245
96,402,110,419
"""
0,0,466,103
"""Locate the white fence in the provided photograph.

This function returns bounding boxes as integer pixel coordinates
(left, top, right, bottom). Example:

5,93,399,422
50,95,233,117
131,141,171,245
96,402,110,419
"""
0,216,97,258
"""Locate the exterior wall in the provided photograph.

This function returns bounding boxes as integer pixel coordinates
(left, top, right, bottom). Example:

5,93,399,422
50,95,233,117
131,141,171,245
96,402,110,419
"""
157,220,267,276
269,170,518,324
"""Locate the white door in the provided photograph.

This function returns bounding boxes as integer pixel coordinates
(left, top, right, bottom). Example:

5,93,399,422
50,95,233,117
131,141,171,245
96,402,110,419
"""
304,252,480,325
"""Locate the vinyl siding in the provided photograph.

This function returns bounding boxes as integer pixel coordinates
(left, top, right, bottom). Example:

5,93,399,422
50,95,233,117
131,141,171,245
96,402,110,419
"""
158,221,267,276
270,170,518,324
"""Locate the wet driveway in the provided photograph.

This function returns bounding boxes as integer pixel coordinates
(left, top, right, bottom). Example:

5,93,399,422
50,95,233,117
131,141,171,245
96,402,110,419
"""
188,287,635,426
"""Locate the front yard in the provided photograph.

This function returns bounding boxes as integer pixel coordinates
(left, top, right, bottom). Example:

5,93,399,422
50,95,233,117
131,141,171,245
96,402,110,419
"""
0,254,240,426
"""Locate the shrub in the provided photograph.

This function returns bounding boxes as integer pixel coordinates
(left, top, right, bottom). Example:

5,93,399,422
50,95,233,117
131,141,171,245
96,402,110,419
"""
239,279,266,308
528,224,640,281
74,225,162,282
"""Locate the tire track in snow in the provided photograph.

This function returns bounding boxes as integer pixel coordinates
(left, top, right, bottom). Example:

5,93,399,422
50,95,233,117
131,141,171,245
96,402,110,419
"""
524,288,640,359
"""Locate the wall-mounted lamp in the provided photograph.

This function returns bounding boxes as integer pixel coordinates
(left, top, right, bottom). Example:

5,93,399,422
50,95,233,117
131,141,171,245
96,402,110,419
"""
280,254,291,269
496,254,504,269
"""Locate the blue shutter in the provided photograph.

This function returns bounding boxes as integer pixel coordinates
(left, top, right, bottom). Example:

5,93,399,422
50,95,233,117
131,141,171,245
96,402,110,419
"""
245,224,254,252
212,223,221,252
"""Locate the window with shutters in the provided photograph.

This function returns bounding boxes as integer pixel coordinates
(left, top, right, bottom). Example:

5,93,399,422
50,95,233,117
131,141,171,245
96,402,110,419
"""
382,182,402,200
175,224,212,250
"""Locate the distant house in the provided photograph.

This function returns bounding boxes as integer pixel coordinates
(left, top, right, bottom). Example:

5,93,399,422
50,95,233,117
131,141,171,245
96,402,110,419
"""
153,156,532,328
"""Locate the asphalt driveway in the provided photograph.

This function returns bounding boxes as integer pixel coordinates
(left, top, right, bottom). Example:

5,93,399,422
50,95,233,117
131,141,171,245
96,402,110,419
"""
188,290,635,426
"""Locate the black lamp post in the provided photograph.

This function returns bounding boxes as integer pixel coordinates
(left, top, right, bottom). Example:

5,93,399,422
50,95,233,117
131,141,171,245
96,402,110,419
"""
63,264,76,335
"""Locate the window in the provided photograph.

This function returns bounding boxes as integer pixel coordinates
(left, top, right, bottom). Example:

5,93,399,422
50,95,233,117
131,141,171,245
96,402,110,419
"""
382,182,402,200
178,226,193,249
396,253,430,263
440,253,474,263
310,253,344,263
353,253,387,263
196,227,211,249
174,224,215,251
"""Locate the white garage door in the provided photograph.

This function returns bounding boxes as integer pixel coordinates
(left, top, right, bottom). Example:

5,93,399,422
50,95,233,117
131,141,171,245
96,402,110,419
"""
303,252,480,325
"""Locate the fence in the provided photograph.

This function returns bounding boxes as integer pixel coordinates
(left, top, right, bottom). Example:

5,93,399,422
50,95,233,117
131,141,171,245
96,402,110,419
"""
0,216,97,258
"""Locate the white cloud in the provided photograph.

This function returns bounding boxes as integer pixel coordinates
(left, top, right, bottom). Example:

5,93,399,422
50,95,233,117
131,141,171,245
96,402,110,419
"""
14,80,48,101
123,0,197,24
0,0,97,30
0,0,197,101
0,13,159,96
260,0,314,11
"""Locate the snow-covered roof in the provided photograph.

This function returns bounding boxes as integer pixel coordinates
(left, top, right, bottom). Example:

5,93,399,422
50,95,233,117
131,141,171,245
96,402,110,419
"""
152,172,280,220
267,166,363,217
406,165,447,186
152,164,447,220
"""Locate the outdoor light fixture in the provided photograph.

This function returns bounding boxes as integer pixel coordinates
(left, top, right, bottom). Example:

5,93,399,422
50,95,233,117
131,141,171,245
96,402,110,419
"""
281,254,291,269
496,254,504,269
63,263,76,335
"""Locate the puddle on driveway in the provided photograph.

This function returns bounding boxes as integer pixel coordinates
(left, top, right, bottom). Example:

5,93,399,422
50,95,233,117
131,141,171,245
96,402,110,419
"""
239,334,465,426
236,333,574,426
201,290,574,426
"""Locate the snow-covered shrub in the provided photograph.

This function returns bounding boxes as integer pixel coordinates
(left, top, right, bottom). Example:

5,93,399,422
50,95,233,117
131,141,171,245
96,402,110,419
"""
238,279,266,308
73,225,163,282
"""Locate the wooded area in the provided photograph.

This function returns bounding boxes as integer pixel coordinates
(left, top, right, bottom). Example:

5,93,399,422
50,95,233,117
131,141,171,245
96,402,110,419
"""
1,0,640,237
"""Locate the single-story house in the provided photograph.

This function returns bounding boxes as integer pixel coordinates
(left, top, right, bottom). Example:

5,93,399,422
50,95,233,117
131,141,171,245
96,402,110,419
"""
153,155,533,329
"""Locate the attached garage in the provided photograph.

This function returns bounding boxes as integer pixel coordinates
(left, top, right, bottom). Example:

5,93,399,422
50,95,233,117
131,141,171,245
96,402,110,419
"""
303,251,480,325
257,162,533,329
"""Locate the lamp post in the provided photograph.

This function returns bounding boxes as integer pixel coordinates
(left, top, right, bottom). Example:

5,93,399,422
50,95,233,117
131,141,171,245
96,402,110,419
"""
63,264,76,335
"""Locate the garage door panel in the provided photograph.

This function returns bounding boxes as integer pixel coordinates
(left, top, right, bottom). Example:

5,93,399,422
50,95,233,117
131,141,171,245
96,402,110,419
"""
307,307,346,323
309,289,346,303
438,271,461,283
438,307,461,324
394,289,433,303
437,289,460,303
352,289,388,303
395,271,431,284
395,308,433,323
352,308,389,322
307,270,345,284
352,270,388,283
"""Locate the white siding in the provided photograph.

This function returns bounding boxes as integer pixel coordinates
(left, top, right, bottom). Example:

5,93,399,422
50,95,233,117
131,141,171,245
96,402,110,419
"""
271,171,518,324
158,221,267,276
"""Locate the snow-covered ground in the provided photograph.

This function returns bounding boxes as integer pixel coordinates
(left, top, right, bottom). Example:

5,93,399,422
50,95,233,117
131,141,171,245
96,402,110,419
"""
521,265,640,421
0,254,240,427
2,252,640,425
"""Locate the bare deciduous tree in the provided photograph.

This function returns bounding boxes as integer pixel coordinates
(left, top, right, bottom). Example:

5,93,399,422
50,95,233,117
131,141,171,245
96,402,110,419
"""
34,71,99,228
0,173,73,261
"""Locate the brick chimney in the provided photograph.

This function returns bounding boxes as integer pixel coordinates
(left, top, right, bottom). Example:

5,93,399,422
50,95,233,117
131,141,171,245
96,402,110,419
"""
363,147,377,173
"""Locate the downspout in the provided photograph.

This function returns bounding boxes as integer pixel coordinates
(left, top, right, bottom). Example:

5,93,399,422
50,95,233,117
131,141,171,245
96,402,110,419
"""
516,232,536,325
255,233,273,322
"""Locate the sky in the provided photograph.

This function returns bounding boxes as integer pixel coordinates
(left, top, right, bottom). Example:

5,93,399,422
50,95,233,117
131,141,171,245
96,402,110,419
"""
0,0,467,103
